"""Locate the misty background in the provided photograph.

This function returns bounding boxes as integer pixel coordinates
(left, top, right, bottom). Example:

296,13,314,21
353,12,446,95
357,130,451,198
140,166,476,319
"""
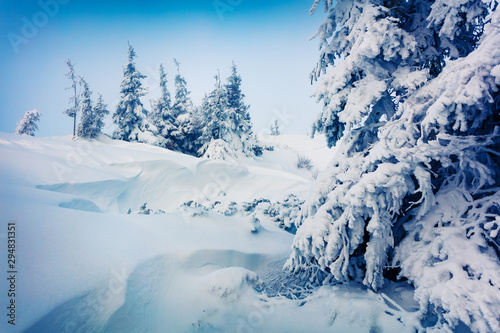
0,0,325,137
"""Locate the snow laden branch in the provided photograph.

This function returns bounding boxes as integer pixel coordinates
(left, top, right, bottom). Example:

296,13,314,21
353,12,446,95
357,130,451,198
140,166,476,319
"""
289,0,500,331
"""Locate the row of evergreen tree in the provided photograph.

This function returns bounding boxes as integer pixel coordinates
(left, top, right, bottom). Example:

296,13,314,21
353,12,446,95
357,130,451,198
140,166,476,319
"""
65,44,261,159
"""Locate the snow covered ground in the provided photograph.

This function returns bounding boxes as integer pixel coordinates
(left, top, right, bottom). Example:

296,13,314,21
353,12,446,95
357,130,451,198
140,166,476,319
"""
0,132,421,332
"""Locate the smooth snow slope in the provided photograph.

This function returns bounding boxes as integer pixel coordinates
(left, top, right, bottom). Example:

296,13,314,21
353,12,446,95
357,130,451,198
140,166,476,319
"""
0,133,419,332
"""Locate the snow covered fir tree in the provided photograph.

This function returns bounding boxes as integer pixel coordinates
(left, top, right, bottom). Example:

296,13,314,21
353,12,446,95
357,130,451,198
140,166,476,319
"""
224,63,262,157
76,77,93,139
270,119,280,136
91,94,110,139
77,77,109,140
15,109,41,136
149,63,177,150
170,59,200,155
198,65,261,159
287,0,500,331
118,56,262,159
112,43,153,143
197,72,230,158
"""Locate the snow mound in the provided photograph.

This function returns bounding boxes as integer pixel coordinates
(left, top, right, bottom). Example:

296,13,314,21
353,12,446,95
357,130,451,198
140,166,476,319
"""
0,132,421,332
202,138,237,160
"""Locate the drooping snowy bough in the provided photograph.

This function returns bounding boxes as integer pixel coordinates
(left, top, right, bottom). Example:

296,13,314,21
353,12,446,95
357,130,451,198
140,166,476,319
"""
287,0,500,331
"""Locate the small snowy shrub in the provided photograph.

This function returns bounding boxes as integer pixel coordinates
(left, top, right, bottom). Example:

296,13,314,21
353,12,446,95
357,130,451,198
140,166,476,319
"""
211,201,239,216
202,139,235,160
311,168,319,180
138,203,152,215
180,200,210,217
127,203,165,215
242,198,271,213
262,144,274,152
296,155,313,170
265,195,305,233
250,216,261,233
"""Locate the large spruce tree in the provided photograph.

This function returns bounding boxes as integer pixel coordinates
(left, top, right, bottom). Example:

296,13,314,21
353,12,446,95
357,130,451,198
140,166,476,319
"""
287,1,500,331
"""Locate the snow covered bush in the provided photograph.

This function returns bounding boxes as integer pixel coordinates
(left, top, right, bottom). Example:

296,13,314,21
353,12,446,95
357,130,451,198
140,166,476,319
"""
127,203,165,215
296,155,313,170
211,201,239,216
287,0,500,331
180,200,210,217
202,139,235,160
15,109,41,136
265,194,305,233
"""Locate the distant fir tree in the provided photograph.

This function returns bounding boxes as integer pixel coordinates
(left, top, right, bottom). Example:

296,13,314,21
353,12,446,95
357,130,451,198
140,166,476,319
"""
225,62,248,121
225,63,261,156
113,43,148,142
91,94,109,139
172,59,193,118
198,66,261,159
77,77,93,139
149,64,177,149
63,59,80,137
15,109,41,136
171,59,201,155
197,72,230,156
176,107,203,155
270,120,280,136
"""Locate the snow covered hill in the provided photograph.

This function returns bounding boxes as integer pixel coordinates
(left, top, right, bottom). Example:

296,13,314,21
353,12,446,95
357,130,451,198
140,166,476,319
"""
0,132,420,332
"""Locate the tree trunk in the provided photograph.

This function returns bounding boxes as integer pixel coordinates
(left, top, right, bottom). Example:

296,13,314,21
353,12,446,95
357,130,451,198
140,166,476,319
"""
73,79,78,138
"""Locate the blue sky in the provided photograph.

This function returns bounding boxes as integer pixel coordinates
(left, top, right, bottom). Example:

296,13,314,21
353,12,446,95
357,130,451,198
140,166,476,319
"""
0,0,325,137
